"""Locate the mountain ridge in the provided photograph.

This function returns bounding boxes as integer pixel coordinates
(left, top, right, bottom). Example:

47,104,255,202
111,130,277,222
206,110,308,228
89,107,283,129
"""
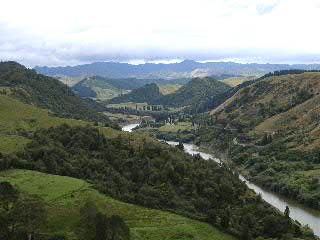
34,60,320,79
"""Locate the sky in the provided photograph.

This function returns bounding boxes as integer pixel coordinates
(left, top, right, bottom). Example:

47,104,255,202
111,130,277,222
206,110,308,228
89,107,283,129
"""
1,0,320,67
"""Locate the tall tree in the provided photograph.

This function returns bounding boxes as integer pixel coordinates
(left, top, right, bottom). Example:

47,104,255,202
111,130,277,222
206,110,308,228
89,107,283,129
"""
13,195,47,240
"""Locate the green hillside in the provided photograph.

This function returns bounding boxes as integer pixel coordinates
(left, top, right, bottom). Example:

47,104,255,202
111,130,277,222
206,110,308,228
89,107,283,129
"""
154,77,231,110
0,169,235,240
0,62,115,126
0,94,89,154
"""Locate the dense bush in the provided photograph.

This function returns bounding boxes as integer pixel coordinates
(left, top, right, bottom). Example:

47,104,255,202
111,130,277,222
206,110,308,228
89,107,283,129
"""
1,124,314,239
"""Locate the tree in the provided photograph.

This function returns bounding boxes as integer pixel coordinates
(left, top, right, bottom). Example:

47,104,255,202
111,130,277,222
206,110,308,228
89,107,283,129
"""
0,182,18,211
284,206,290,218
77,199,98,240
77,200,130,240
13,194,47,240
0,182,19,240
176,142,184,151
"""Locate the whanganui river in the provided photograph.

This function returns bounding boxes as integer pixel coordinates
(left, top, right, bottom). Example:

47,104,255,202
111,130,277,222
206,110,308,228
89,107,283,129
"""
122,123,320,236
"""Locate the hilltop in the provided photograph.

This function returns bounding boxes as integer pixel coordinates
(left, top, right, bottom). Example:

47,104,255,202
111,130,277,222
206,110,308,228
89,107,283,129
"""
211,71,320,144
0,61,115,126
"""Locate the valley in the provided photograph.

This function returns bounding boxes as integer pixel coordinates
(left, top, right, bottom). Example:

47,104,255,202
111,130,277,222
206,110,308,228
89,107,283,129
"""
122,123,320,236
0,61,319,240
2,1,320,239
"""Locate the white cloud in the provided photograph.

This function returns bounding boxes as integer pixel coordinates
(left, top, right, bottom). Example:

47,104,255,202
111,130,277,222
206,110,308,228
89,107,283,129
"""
0,0,320,66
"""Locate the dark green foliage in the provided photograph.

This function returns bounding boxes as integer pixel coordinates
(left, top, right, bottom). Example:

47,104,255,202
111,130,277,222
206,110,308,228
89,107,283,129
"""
176,142,184,150
72,81,97,98
0,182,47,240
3,124,312,239
0,61,117,127
108,83,163,104
77,200,129,240
284,206,290,218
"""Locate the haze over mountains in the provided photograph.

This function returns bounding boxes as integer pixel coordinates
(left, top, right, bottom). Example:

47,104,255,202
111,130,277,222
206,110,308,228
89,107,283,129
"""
34,60,320,80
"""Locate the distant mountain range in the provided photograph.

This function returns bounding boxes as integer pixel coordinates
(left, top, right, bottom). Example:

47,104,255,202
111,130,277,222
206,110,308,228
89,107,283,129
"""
34,60,320,79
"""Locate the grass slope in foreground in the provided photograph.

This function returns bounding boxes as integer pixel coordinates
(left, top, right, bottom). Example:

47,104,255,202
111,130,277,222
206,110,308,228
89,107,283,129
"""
0,169,235,240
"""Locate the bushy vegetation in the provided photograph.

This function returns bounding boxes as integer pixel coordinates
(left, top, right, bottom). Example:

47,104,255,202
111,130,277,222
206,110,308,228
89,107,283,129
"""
1,124,315,239
0,177,129,240
0,169,236,240
0,181,48,240
230,142,320,210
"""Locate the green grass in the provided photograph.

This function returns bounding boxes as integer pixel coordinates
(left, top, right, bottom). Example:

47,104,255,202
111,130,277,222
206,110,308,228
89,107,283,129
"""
158,122,192,133
0,169,236,240
0,94,120,153
0,94,87,133
220,76,256,87
0,135,30,154
158,84,182,95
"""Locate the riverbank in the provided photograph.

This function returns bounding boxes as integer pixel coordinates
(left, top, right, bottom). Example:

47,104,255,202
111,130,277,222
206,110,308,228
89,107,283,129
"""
122,123,320,237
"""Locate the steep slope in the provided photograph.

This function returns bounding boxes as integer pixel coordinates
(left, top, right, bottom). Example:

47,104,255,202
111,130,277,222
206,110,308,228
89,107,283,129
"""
205,72,320,210
108,83,163,104
0,61,115,126
155,77,231,109
0,169,235,240
0,94,91,154
211,72,320,135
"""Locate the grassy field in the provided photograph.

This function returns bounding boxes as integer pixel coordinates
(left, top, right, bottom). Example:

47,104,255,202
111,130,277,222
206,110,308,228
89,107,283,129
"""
0,94,88,133
220,76,256,87
0,169,236,240
158,84,182,95
103,112,141,124
158,122,192,133
0,94,120,153
0,135,30,154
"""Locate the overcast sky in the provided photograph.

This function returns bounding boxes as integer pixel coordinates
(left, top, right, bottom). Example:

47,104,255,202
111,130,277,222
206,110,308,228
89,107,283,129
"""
1,0,320,67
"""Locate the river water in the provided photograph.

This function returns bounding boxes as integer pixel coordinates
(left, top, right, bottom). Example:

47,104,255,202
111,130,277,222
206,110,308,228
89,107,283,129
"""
122,124,320,236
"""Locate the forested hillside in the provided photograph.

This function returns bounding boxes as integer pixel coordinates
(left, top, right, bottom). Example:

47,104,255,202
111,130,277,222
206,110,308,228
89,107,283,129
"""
0,124,315,240
0,62,115,127
108,83,163,104
154,77,231,110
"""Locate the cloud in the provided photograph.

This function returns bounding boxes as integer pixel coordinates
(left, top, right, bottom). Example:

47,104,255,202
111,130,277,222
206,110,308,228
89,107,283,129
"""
256,1,280,15
0,0,320,66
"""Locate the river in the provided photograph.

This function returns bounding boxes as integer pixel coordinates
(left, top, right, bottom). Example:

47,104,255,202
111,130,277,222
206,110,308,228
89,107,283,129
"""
122,124,320,236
